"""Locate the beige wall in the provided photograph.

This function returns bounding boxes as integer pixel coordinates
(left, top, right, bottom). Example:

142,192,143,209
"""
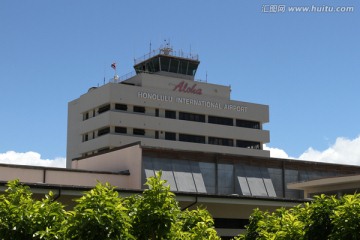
129,73,231,99
45,170,128,188
288,175,360,198
0,166,44,183
72,144,143,189
0,165,130,189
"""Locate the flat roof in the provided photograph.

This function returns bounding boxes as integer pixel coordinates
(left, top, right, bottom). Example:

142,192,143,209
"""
0,162,130,175
0,180,306,205
288,174,360,191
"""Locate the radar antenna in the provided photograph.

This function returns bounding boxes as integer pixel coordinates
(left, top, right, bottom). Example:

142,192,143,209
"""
160,39,173,55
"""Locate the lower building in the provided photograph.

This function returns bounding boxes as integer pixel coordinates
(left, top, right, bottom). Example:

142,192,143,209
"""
3,142,360,238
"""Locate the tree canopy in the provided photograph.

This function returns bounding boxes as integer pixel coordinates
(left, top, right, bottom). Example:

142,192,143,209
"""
0,172,220,240
236,193,360,240
3,172,360,239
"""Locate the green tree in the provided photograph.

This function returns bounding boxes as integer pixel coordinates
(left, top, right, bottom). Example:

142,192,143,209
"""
0,180,65,240
330,194,360,240
176,208,220,240
64,182,133,240
234,208,267,240
235,207,305,240
126,171,181,239
125,171,220,240
237,193,360,240
301,194,339,240
0,174,221,239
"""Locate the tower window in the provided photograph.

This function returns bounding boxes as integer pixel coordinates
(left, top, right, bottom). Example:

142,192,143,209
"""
165,132,176,141
208,116,233,126
236,119,260,129
83,112,89,120
134,106,145,113
179,134,205,144
83,134,89,142
133,128,145,135
98,127,110,136
179,112,205,122
236,140,261,149
98,104,110,114
165,110,176,119
115,127,127,134
209,137,233,147
115,104,128,111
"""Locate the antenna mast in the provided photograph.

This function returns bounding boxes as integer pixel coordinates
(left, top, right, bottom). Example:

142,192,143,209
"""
111,62,119,82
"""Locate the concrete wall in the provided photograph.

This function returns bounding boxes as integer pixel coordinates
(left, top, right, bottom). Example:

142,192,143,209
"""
0,166,44,183
72,144,143,189
129,73,231,99
0,164,129,188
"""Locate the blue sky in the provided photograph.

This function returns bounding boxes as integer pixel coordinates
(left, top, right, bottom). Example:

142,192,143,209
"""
0,0,359,166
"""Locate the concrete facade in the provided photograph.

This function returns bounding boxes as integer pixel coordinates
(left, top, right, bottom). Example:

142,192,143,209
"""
288,174,360,198
0,163,130,188
67,58,270,167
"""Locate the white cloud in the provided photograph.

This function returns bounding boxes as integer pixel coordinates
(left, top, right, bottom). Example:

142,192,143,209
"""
299,136,360,165
3,135,360,168
265,135,360,166
264,144,295,159
0,151,66,168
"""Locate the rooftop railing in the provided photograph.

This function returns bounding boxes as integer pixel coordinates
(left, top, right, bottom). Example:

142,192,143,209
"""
134,47,199,65
109,70,207,84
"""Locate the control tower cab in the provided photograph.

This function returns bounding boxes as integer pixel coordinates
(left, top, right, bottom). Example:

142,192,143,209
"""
133,44,200,80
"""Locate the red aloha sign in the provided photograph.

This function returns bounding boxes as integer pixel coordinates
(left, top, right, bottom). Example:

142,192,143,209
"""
173,81,202,95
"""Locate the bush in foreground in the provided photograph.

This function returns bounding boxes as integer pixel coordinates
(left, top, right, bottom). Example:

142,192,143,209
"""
0,172,220,240
236,193,360,240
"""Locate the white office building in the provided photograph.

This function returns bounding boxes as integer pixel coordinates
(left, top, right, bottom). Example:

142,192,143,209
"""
67,46,270,167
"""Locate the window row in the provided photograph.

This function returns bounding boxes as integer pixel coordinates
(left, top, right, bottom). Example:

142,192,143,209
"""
82,103,144,120
168,110,260,129
142,157,342,199
83,126,146,142
83,103,261,130
83,126,261,150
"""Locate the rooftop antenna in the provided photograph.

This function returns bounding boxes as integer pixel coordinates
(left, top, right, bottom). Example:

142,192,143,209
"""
161,39,173,55
111,62,119,82
206,71,208,83
149,41,152,54
133,45,136,65
103,64,106,85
